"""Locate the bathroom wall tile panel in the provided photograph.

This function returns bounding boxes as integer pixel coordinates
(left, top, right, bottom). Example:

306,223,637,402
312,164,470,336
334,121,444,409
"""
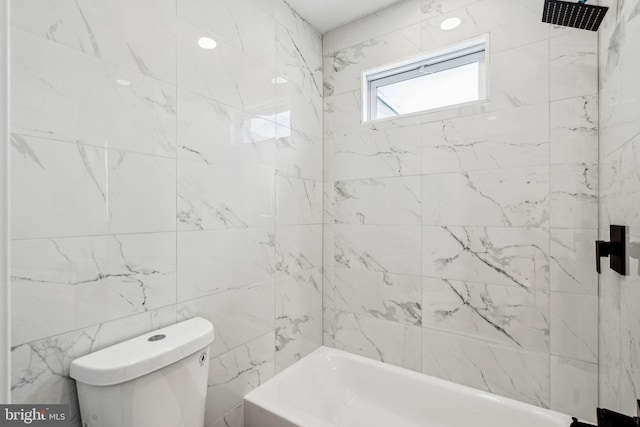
332,268,422,326
205,332,275,425
550,163,598,229
550,356,598,422
599,365,623,414
326,0,421,54
209,404,243,427
334,225,422,276
599,85,640,158
11,30,109,147
334,125,422,180
275,225,323,277
334,176,422,225
598,270,621,371
323,308,422,372
421,329,550,408
275,0,322,67
329,24,421,96
276,23,322,101
422,278,549,352
12,233,177,346
550,31,598,101
323,181,336,225
12,0,177,84
176,89,276,171
276,177,323,226
600,139,640,234
550,292,598,363
489,40,549,111
550,96,598,165
275,268,323,372
177,280,275,359
12,136,176,238
11,307,177,427
177,228,276,302
275,79,323,141
177,0,276,61
11,136,109,239
105,150,177,235
620,280,640,377
550,229,598,295
420,0,548,55
177,161,275,231
177,18,276,115
422,226,550,291
276,127,323,181
421,167,550,228
421,104,550,174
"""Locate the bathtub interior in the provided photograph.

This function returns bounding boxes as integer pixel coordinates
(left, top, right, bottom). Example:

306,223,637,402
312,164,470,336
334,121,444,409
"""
244,347,574,427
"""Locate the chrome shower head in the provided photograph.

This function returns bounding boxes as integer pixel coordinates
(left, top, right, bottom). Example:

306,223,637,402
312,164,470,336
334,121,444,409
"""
542,0,609,31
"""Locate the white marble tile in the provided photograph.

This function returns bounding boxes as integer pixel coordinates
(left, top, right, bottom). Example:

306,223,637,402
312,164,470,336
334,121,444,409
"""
599,85,640,158
421,167,549,228
12,0,177,83
11,136,176,239
599,365,623,415
334,225,422,276
105,149,177,235
550,163,598,229
550,95,598,165
324,308,422,371
599,268,621,368
324,180,336,225
330,24,421,96
421,329,550,408
334,125,422,180
276,126,323,181
600,139,640,234
421,104,549,174
276,22,322,100
422,226,550,291
177,228,275,302
331,90,365,139
550,31,598,101
419,0,483,21
275,268,322,372
276,177,323,225
12,233,177,346
550,356,598,422
422,278,549,352
275,225,323,277
11,307,177,425
177,18,275,115
550,292,598,363
334,176,421,225
274,0,322,65
177,0,276,61
11,135,108,239
209,404,243,427
550,229,598,295
332,268,422,326
326,0,422,54
275,78,323,140
420,0,549,55
205,332,275,426
178,161,275,230
177,280,275,359
489,40,549,111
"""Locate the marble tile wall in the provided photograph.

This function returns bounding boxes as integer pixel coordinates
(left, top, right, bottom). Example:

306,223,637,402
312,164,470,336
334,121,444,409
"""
323,0,599,421
9,0,322,425
598,0,640,416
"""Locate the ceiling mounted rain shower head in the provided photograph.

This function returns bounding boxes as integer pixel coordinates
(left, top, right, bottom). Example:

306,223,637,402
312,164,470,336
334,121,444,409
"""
542,0,609,31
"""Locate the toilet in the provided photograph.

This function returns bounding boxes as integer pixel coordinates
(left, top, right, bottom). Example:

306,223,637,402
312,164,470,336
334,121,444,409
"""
70,317,214,427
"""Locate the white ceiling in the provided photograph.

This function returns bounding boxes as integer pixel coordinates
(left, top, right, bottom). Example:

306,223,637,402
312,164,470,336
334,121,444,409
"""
286,0,403,34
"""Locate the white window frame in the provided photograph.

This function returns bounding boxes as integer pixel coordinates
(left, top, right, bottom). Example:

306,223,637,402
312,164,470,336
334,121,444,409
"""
362,36,488,122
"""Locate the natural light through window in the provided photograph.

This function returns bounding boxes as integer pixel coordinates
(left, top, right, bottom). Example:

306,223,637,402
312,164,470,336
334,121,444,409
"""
364,37,487,121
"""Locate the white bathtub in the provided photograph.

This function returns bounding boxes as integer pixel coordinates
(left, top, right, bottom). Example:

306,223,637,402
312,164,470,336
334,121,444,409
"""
244,346,575,427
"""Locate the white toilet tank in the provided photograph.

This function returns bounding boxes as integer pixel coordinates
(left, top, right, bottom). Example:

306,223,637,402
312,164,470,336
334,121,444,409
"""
70,317,214,427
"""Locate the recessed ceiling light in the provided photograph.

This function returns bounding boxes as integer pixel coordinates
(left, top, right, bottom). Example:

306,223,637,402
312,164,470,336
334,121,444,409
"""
198,36,217,50
440,17,462,31
487,115,498,121
116,79,131,86
271,77,288,85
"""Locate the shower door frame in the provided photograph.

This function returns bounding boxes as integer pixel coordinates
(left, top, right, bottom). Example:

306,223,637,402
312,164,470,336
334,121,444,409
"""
0,0,10,404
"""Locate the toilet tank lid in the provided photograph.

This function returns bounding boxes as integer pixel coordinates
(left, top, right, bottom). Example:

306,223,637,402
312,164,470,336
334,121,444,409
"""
70,317,214,386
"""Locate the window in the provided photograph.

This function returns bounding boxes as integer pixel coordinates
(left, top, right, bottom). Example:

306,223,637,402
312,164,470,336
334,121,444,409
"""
363,37,487,122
